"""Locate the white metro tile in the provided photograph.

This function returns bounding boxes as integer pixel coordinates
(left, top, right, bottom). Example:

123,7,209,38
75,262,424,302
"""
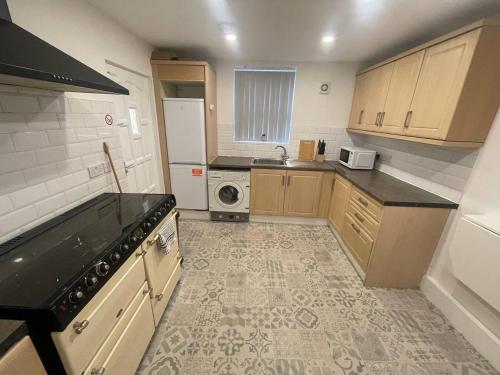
38,96,69,113
0,113,28,133
0,151,37,174
0,205,38,236
35,193,66,217
0,195,13,216
58,113,85,128
56,158,83,176
35,146,67,165
23,164,59,185
46,174,77,194
75,128,98,141
66,142,97,158
26,113,60,130
83,114,106,127
47,129,77,145
0,134,14,153
12,131,49,151
68,98,93,113
90,100,114,113
17,87,59,96
0,94,40,113
0,171,25,195
9,183,48,208
65,184,89,203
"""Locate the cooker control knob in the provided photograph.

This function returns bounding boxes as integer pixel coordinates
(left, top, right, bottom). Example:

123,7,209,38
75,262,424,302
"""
109,252,121,263
155,211,162,218
69,290,84,304
120,243,130,252
95,261,110,276
150,216,158,224
130,235,138,243
84,275,98,288
143,221,152,230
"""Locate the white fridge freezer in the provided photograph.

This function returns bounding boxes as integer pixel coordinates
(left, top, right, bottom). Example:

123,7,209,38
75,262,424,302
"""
163,98,208,210
168,165,208,210
163,98,206,164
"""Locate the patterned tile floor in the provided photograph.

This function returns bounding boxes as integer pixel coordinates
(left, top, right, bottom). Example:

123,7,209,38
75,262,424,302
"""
137,220,498,375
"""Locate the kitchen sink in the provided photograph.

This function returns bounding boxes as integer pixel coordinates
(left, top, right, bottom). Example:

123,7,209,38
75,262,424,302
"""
252,158,286,166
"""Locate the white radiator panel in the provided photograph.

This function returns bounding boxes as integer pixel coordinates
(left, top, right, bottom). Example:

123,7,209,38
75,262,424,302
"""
451,215,500,312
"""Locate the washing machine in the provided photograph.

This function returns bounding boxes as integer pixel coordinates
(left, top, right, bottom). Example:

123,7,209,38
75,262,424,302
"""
208,169,250,222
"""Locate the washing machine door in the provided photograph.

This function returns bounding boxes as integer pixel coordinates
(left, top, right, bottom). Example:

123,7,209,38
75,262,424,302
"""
215,182,244,209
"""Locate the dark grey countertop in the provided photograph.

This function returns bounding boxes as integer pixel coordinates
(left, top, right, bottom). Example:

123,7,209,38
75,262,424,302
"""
0,320,28,357
208,156,458,209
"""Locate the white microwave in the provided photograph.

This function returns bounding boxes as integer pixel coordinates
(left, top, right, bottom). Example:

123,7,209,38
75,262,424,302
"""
338,146,376,169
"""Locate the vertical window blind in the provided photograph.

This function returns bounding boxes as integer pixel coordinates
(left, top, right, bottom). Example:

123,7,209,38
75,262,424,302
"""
233,68,296,143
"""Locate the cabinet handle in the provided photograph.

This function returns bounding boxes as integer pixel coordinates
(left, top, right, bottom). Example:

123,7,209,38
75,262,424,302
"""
358,110,364,124
357,197,368,206
147,234,159,246
73,320,89,334
354,212,365,222
155,293,164,301
135,250,146,257
351,223,361,234
380,112,385,126
91,368,105,375
286,176,291,186
143,287,153,296
375,112,380,125
281,175,285,186
404,111,413,128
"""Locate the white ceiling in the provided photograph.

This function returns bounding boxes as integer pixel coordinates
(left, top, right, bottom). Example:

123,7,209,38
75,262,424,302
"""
88,0,500,64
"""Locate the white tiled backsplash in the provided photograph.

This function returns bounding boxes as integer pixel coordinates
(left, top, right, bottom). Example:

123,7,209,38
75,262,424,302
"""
218,122,477,202
217,122,354,160
0,85,126,243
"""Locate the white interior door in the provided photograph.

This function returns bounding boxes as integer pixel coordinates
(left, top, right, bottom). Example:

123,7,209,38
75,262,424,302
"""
106,63,161,193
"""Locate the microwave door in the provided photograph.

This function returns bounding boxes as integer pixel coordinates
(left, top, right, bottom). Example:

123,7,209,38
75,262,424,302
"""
339,149,350,164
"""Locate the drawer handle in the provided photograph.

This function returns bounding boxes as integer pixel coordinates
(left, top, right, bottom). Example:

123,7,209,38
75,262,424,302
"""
375,112,381,125
354,212,365,222
358,109,364,124
155,293,164,301
380,111,385,126
91,367,105,375
73,320,89,334
351,223,361,234
404,110,413,128
143,287,153,296
147,234,159,246
357,197,368,206
135,250,146,257
116,308,124,318
287,176,291,186
281,175,285,186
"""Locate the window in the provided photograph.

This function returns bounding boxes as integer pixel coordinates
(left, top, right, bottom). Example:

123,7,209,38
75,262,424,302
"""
128,107,141,138
234,68,296,143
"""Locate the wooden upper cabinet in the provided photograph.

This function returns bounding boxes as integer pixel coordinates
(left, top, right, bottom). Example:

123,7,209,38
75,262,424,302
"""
250,169,286,216
404,30,480,139
328,174,352,233
347,20,500,147
283,171,323,217
379,51,424,135
348,73,371,129
361,64,393,132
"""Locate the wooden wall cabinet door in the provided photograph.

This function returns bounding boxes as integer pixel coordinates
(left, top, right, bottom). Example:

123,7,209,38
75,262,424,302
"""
403,30,480,139
348,73,371,129
250,169,286,216
360,64,393,132
283,171,323,217
328,174,352,233
379,51,424,134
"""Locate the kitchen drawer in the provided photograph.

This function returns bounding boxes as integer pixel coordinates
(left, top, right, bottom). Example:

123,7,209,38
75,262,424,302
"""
84,282,152,374
152,259,182,324
342,214,374,271
0,336,46,375
350,187,383,221
85,289,155,375
347,201,380,239
52,255,146,375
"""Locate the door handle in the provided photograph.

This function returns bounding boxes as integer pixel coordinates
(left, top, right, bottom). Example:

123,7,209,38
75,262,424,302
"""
73,320,89,334
286,176,291,186
404,111,413,128
358,110,364,124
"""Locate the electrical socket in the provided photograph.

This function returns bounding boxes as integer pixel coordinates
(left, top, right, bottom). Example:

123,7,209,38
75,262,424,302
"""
88,163,105,179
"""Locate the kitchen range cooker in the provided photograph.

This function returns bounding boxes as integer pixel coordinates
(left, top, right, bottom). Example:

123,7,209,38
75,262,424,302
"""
0,193,178,374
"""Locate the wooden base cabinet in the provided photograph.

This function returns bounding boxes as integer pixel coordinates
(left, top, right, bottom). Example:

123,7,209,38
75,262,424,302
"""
251,169,324,218
328,178,451,288
348,19,500,147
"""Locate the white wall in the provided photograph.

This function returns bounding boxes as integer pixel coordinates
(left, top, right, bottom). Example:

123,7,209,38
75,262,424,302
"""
0,0,156,243
216,60,358,159
421,108,500,369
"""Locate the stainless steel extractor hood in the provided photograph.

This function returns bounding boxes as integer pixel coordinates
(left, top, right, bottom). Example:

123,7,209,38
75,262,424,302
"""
0,0,128,95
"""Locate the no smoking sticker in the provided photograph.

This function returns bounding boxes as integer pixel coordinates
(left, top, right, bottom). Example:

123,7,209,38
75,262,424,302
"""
104,114,113,126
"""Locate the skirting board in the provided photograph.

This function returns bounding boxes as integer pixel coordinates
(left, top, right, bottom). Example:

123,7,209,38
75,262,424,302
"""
178,209,210,221
250,215,327,226
421,275,500,371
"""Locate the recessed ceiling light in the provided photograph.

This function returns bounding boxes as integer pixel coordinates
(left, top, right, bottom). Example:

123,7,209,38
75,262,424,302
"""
225,33,237,41
322,35,335,43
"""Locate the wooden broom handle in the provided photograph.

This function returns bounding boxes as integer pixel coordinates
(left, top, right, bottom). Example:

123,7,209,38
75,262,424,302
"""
103,142,123,193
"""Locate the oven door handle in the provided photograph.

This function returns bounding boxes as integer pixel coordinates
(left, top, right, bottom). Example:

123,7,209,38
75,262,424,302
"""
91,367,105,375
73,319,89,334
